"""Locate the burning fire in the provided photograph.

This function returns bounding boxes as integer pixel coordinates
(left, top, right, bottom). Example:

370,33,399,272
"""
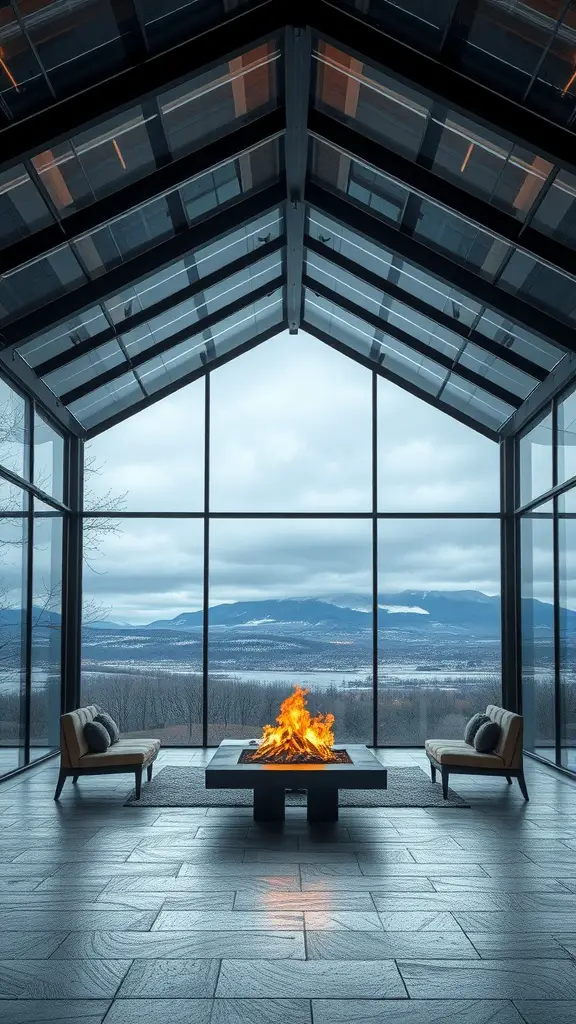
247,685,338,763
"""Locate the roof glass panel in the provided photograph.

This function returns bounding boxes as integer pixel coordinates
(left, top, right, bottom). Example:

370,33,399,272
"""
304,287,447,395
69,286,284,430
0,137,282,325
306,249,540,402
330,0,458,54
309,136,576,325
137,0,252,55
4,40,280,243
18,209,284,371
306,208,565,373
329,1,576,129
313,40,557,227
0,0,255,125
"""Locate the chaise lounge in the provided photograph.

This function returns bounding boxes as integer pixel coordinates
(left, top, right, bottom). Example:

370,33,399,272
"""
425,704,529,801
54,705,160,800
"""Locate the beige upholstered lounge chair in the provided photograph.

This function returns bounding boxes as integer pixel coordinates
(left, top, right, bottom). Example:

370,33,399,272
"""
54,705,160,800
425,704,528,801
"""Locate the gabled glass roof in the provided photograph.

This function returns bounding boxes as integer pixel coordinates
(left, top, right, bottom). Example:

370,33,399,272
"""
0,0,575,440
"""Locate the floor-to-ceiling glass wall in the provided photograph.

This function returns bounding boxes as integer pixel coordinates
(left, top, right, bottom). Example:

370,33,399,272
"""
0,374,66,778
518,383,576,773
80,330,503,745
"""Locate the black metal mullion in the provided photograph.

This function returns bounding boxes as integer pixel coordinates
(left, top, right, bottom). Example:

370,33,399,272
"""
202,373,210,748
23,401,34,765
521,0,573,103
285,25,311,333
305,236,547,382
371,370,378,748
439,0,481,60
553,490,562,766
61,435,83,715
552,399,562,765
500,436,520,712
304,275,522,409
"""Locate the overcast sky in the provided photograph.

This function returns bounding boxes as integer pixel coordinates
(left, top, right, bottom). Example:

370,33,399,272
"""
79,331,508,623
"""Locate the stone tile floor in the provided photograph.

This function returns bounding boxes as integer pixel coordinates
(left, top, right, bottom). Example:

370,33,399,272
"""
0,746,575,1023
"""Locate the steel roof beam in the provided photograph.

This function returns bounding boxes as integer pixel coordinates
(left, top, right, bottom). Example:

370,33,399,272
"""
85,319,287,438
33,237,283,377
0,349,84,437
501,353,576,438
285,24,311,333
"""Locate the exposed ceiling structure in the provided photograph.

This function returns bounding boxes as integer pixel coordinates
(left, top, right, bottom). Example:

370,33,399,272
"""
1,0,576,441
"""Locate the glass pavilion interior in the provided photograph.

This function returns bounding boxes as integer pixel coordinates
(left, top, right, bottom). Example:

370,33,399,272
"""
1,0,576,782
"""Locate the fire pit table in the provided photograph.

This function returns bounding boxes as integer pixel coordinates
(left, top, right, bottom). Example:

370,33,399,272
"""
205,739,388,822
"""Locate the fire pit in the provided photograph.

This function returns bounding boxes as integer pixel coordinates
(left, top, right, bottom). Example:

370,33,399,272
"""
205,686,387,822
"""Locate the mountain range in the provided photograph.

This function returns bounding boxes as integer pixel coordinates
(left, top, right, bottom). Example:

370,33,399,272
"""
82,590,574,638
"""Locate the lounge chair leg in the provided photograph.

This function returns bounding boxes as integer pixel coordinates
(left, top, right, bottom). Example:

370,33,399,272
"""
506,775,512,784
430,763,436,783
441,767,449,800
147,763,153,782
517,771,529,801
72,775,79,784
54,769,66,801
134,767,143,800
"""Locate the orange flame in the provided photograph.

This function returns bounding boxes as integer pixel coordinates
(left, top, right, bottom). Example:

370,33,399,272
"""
248,686,337,763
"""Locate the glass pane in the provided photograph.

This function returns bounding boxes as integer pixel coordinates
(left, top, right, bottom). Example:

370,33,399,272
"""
21,0,125,97
159,42,279,158
33,109,157,215
314,42,428,159
377,377,500,511
0,378,28,479
81,518,204,742
0,246,86,323
521,505,555,761
20,308,109,369
304,289,448,397
0,514,27,775
331,0,457,52
432,113,551,220
210,333,372,512
84,378,204,512
519,413,553,506
530,170,576,249
34,412,64,502
378,518,501,745
135,290,284,399
208,518,373,746
559,488,576,770
103,211,283,326
558,386,576,486
0,164,53,247
31,501,62,759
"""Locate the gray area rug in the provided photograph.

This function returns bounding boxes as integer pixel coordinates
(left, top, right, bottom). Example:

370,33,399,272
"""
125,765,470,808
